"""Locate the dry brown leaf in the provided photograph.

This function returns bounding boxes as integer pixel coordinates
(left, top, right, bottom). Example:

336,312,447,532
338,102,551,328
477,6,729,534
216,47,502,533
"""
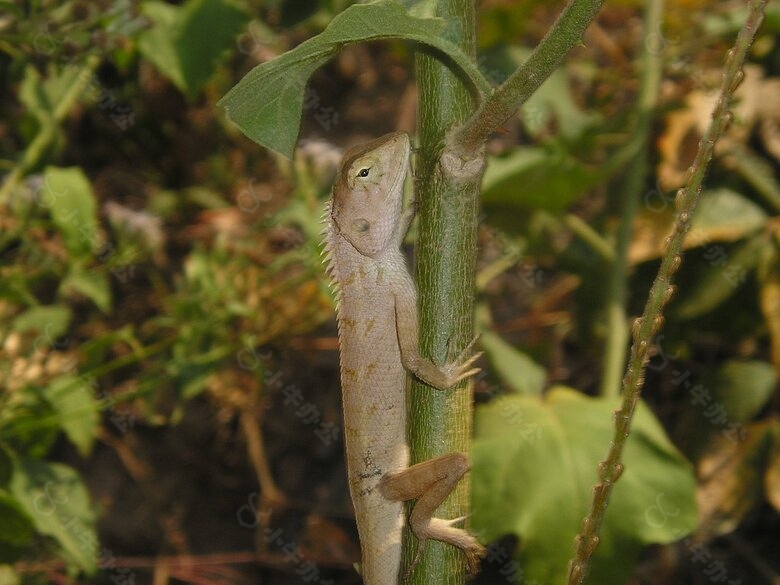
696,421,776,541
657,65,777,190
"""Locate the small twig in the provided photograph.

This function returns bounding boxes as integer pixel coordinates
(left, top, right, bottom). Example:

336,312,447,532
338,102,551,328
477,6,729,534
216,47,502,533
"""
567,1,769,583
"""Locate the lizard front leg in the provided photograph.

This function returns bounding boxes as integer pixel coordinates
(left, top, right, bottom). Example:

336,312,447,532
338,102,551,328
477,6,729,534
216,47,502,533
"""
378,453,485,573
393,285,481,389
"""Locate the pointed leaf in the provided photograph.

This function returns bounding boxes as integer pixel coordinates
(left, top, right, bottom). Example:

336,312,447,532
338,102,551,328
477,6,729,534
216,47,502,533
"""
139,0,248,99
9,459,97,573
11,305,72,339
692,188,767,241
218,0,490,157
44,375,101,457
473,387,697,585
479,330,545,395
675,360,776,458
60,270,112,313
44,167,98,259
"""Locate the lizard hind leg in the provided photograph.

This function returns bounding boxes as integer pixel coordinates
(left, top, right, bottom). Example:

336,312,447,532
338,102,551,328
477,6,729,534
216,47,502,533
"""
378,452,486,576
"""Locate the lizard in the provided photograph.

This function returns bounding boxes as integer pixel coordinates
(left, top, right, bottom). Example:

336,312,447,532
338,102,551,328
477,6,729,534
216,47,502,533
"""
323,131,486,585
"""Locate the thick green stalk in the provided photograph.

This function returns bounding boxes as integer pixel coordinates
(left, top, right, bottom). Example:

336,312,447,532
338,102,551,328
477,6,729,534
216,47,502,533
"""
567,1,768,583
405,0,481,583
450,0,604,158
599,0,665,398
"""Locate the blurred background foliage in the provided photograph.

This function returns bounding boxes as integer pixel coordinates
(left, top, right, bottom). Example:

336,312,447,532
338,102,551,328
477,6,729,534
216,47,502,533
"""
1,0,780,584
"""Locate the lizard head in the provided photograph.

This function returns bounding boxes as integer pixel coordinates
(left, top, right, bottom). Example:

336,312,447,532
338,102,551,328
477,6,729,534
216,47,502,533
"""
331,131,410,258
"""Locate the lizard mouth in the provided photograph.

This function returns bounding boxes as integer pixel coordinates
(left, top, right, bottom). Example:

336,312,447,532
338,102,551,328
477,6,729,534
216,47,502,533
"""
384,160,409,205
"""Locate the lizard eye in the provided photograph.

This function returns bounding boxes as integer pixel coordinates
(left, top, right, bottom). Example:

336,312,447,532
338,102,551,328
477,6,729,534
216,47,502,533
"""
357,168,370,178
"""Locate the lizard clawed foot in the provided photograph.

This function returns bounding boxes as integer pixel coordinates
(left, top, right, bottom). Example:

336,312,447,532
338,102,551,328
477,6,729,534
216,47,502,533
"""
462,537,487,575
440,335,482,386
406,518,486,577
437,514,486,574
406,335,482,389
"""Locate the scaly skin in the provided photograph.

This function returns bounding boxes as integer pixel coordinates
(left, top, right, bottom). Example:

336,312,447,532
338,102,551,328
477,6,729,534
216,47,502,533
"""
323,132,485,585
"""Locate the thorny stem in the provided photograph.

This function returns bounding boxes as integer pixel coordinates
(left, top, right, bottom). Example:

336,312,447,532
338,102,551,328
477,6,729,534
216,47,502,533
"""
599,0,666,398
567,1,768,583
449,0,604,159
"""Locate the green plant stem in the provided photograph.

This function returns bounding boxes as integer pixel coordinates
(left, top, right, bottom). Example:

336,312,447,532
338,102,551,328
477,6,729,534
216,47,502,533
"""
0,55,100,205
599,0,665,398
405,0,481,583
450,0,604,158
563,214,615,263
567,1,768,583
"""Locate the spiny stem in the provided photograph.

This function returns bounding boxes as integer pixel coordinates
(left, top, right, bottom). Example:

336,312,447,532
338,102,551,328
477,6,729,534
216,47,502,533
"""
567,1,768,583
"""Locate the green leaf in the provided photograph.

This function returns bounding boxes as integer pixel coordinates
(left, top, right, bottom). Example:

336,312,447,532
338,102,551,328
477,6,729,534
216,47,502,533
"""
138,0,249,99
43,167,98,259
60,270,112,313
712,360,776,422
9,459,97,574
692,188,767,242
675,360,776,458
473,387,697,585
0,493,35,549
11,305,72,339
479,330,545,395
44,376,100,457
481,145,604,212
218,0,491,157
138,3,181,86
632,188,768,264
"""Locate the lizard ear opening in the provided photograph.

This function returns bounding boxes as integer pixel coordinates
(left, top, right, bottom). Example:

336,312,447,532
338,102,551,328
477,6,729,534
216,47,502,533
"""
353,219,370,233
